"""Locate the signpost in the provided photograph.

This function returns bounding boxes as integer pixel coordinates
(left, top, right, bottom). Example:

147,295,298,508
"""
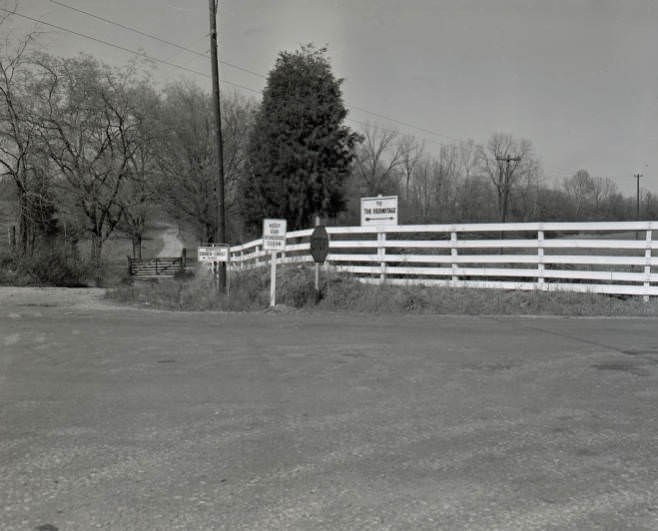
198,243,231,293
360,195,398,227
197,244,229,264
263,219,287,307
310,217,329,296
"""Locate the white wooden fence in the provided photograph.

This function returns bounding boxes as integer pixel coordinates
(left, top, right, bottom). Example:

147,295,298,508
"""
226,221,658,298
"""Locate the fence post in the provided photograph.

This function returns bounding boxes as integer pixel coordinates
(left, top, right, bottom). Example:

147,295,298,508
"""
451,232,458,287
537,230,545,291
155,257,159,275
181,248,186,271
378,231,386,284
644,230,652,302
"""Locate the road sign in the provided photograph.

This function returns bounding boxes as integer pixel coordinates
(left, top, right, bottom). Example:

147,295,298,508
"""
361,195,398,227
310,225,329,264
263,218,287,251
198,244,229,263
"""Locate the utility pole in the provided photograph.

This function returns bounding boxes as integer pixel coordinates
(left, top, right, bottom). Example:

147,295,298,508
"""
634,173,643,220
208,0,226,291
495,155,521,222
634,173,643,240
494,155,521,248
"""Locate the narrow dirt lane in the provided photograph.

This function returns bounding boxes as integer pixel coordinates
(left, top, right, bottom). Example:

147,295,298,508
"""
157,225,184,257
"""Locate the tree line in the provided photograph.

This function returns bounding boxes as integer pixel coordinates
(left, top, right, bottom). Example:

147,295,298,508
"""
352,125,656,226
1,29,654,278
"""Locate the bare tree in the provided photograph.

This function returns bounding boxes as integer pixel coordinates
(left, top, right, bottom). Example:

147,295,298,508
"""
33,54,139,274
397,133,424,201
117,80,161,259
456,175,496,222
477,133,538,223
221,92,256,240
156,84,255,243
407,155,434,222
410,146,458,223
0,11,50,255
562,169,618,221
457,139,478,181
353,123,404,196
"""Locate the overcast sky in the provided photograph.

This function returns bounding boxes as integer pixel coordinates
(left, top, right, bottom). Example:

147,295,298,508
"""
5,0,658,195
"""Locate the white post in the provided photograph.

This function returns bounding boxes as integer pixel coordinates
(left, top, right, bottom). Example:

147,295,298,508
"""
314,216,320,293
226,253,231,299
378,231,386,284
538,230,545,291
270,251,277,307
451,232,458,286
644,230,652,302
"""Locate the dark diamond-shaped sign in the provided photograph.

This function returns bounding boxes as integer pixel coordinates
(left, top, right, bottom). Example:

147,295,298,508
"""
310,225,329,264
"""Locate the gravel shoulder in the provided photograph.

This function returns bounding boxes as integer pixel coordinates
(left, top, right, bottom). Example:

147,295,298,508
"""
0,286,113,311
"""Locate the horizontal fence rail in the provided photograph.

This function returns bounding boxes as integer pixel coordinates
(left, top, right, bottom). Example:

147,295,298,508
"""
128,256,188,278
223,221,658,299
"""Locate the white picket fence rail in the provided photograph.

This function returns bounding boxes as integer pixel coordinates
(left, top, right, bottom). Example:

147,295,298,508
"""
225,221,658,298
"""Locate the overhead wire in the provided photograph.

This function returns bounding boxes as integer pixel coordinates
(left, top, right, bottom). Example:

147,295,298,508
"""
3,5,582,176
0,7,261,95
45,0,459,144
2,7,450,152
49,0,268,80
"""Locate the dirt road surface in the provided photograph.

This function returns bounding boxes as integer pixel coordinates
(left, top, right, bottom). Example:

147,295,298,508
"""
1,288,657,530
158,225,184,258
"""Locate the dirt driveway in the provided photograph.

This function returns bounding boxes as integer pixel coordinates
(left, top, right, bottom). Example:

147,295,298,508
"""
1,288,657,529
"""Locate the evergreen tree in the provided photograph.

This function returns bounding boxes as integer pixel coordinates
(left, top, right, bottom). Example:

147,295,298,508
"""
240,45,360,233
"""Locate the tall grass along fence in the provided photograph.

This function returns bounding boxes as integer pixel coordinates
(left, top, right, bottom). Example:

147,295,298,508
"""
226,221,658,299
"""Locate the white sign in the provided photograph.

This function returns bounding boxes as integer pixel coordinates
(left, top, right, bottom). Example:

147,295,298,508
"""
361,195,398,226
263,218,287,251
198,244,229,263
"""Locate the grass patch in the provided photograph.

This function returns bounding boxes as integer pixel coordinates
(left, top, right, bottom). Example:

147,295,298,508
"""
106,264,658,317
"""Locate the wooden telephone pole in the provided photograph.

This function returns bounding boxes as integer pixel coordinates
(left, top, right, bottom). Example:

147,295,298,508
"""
208,0,227,291
634,173,643,220
634,173,643,240
494,154,521,244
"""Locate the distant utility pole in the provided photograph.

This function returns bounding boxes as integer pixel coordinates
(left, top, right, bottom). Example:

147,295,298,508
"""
495,155,522,224
208,0,227,291
634,173,643,220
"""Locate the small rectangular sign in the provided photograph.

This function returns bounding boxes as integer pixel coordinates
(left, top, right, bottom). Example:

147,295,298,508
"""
263,218,287,251
361,195,398,227
198,244,229,263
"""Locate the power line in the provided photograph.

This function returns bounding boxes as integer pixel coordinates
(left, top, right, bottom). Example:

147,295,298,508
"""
3,6,588,179
348,106,458,142
2,7,445,153
0,8,261,94
45,0,459,144
49,0,266,80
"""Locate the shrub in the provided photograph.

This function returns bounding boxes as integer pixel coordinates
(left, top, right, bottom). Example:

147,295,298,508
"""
0,249,92,287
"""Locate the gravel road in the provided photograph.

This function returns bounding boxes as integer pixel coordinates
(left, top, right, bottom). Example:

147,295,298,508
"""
1,288,657,530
